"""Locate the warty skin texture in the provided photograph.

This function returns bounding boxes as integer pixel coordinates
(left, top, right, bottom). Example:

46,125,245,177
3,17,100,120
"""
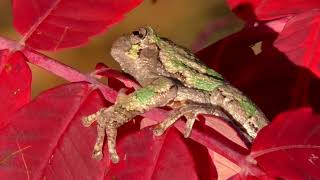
82,27,269,163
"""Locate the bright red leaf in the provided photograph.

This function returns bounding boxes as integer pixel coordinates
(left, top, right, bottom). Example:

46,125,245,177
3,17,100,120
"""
13,0,142,51
250,108,320,179
0,83,110,179
106,127,217,179
0,50,31,129
0,82,218,179
226,0,320,21
274,10,320,78
255,0,320,20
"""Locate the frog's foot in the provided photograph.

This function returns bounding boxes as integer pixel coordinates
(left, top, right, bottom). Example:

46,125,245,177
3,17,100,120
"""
152,108,183,136
82,108,111,161
153,105,218,138
81,108,107,127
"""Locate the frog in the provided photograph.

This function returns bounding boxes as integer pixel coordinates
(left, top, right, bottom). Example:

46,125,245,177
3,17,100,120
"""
82,27,269,163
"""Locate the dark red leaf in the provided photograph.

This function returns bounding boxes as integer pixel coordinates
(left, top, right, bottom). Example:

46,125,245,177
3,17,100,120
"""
193,19,320,178
229,174,270,180
184,137,218,180
227,0,320,21
0,50,31,128
256,0,320,20
13,0,143,50
251,108,320,179
106,127,216,179
197,26,320,119
0,83,111,179
274,10,320,78
225,0,262,20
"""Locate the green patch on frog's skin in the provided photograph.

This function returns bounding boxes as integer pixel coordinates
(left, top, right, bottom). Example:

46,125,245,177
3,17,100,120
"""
190,76,223,91
127,44,140,59
239,99,257,117
146,28,161,44
144,27,224,92
171,58,187,69
134,87,156,104
206,68,224,80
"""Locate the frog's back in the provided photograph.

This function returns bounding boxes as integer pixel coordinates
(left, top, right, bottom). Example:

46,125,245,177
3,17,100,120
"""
157,39,225,92
156,37,268,140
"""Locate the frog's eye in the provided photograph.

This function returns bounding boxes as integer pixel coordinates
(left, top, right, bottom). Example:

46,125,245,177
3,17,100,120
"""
131,28,147,39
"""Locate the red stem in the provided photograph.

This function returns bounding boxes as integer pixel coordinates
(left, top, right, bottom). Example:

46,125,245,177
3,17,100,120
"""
0,37,117,102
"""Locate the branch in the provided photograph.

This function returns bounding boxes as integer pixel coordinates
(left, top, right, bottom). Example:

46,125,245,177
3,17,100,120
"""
0,36,117,102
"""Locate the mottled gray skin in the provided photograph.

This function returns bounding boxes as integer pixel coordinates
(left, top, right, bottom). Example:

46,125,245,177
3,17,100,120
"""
82,27,269,163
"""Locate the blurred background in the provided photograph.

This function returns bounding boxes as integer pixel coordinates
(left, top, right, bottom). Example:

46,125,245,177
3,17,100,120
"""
0,0,242,96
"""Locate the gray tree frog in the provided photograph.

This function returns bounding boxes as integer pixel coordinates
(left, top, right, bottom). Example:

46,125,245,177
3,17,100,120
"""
82,27,269,163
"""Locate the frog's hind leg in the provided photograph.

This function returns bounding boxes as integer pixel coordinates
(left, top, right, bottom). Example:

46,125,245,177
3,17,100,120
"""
153,104,219,137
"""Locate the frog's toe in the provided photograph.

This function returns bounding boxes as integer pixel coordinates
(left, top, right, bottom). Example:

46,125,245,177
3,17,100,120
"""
153,124,166,136
183,113,197,138
81,115,96,127
92,150,103,161
82,108,108,127
111,153,120,163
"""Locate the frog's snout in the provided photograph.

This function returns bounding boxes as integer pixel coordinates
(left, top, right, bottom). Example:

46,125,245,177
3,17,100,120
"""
111,37,132,56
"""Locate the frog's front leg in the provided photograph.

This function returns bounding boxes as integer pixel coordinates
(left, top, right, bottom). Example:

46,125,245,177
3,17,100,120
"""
82,77,178,163
153,103,220,138
82,107,111,160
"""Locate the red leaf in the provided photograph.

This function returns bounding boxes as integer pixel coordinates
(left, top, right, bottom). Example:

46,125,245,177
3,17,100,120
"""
197,26,320,119
274,10,320,78
95,63,140,89
226,0,262,10
227,0,320,21
0,83,111,179
250,108,320,179
225,0,262,20
0,82,216,179
106,127,217,179
229,174,269,180
195,20,320,178
0,50,31,128
184,137,218,180
256,0,320,20
13,0,142,51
